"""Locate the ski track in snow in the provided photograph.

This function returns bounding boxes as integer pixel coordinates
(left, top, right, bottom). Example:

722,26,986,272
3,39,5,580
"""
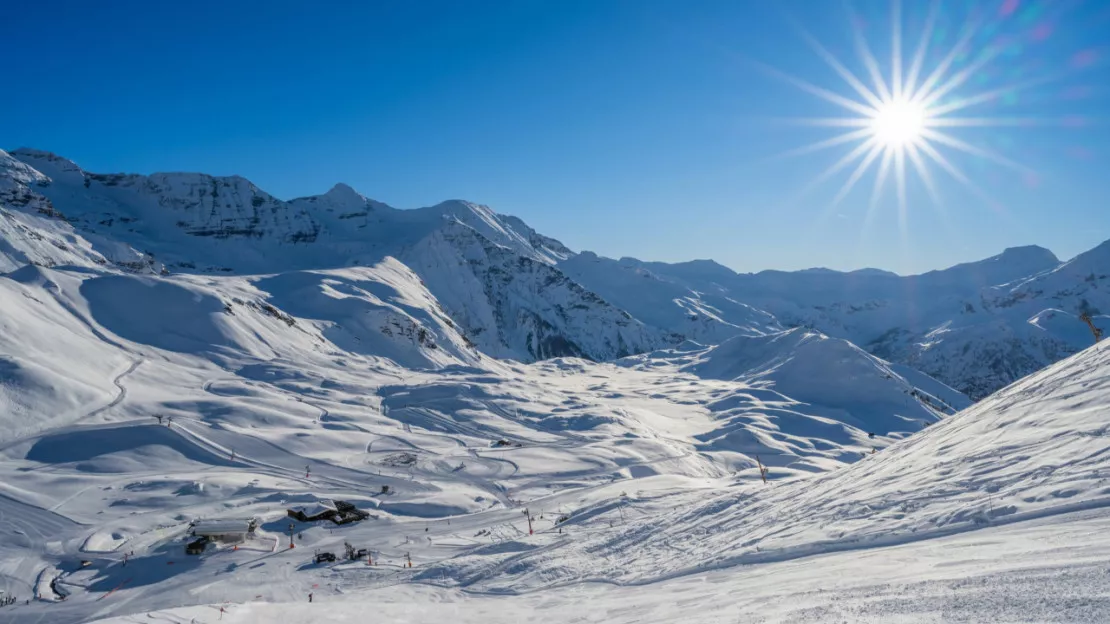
83,358,143,424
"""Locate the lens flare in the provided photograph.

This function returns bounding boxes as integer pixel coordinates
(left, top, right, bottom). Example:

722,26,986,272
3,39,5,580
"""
762,0,1083,234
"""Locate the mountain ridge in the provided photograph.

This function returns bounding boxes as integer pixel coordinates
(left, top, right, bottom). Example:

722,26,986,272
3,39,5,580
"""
3,147,1107,398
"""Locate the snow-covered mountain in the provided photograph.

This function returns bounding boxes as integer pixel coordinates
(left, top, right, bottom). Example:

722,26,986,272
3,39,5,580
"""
2,148,672,363
4,146,1110,623
563,244,1107,399
559,252,782,344
5,147,1105,395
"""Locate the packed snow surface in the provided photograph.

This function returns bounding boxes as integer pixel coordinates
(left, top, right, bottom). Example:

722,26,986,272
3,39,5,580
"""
91,508,1110,623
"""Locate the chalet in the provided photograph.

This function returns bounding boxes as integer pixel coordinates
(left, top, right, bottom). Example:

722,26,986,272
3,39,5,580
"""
333,500,370,525
287,499,369,525
287,500,338,522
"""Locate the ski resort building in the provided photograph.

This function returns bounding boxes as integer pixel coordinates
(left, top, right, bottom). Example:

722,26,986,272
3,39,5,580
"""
288,500,338,522
287,499,370,525
189,518,259,542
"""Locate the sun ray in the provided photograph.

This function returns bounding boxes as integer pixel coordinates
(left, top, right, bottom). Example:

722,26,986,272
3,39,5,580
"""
906,142,959,238
916,139,1003,213
790,19,885,110
925,117,1061,128
927,75,1064,117
845,1,892,102
790,137,880,206
902,0,940,98
829,141,886,208
771,117,874,128
894,147,909,245
891,0,903,100
916,46,1003,110
862,147,895,233
749,59,878,117
905,143,942,206
919,128,1031,173
909,18,980,103
771,128,875,160
763,0,1045,230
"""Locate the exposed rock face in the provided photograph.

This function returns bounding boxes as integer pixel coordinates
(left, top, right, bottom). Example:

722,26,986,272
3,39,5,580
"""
402,219,675,362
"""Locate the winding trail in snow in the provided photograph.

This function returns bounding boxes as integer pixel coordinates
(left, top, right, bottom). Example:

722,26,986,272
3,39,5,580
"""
0,357,143,455
83,358,143,423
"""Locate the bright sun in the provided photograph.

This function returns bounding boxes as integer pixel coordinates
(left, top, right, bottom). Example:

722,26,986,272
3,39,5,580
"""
870,98,927,148
766,0,1042,224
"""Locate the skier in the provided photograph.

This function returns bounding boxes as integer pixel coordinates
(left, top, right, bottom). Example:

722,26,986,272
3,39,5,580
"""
308,592,313,603
156,414,163,425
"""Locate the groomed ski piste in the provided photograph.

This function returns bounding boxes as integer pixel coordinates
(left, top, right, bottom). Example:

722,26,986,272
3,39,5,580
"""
0,255,1108,623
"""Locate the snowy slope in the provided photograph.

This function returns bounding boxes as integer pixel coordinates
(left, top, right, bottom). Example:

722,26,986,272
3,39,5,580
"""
72,338,1110,624
88,511,1110,623
430,339,1110,592
0,150,157,273
5,149,676,364
608,329,967,475
559,252,782,344
0,255,967,622
401,221,673,361
676,329,967,425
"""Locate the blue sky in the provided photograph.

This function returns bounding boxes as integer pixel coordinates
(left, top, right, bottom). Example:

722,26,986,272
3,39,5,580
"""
4,0,1109,274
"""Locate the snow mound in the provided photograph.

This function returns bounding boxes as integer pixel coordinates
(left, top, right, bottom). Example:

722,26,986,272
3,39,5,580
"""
252,259,480,369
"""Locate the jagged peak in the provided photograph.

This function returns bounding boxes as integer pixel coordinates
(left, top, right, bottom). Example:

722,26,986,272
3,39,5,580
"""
324,182,367,204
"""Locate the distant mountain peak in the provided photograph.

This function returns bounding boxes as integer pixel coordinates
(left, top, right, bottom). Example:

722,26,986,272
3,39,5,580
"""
9,147,86,183
9,147,75,164
323,182,368,205
996,244,1059,264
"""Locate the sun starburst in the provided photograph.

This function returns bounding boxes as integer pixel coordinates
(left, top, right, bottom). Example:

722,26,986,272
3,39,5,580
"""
765,0,1067,236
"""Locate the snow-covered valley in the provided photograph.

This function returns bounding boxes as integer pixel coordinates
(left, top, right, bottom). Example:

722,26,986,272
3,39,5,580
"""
1,148,1109,623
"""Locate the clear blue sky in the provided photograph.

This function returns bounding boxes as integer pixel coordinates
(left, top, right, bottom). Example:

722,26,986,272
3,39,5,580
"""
4,0,1109,274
